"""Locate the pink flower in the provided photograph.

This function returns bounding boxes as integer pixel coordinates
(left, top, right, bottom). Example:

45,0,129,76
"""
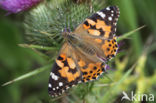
0,0,43,14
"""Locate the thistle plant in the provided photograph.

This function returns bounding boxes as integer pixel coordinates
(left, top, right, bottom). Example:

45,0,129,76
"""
0,0,43,14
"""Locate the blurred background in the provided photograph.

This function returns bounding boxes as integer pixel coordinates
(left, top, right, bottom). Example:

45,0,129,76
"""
0,0,156,103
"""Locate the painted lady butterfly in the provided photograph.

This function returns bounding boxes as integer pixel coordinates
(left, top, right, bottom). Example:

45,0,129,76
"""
48,6,120,97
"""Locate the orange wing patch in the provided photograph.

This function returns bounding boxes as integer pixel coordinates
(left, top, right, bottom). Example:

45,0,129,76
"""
59,54,66,61
96,19,111,32
101,36,118,59
83,19,112,38
79,61,105,82
96,19,111,38
78,60,86,67
59,66,80,82
86,19,96,25
83,19,96,30
56,60,64,68
83,23,90,29
95,39,102,43
67,58,76,69
56,53,81,82
88,29,101,36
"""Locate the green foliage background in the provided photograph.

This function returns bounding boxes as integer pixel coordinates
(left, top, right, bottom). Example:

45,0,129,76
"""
0,0,156,103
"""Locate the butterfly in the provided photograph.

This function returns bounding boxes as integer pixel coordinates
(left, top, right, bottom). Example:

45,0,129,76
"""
48,6,120,97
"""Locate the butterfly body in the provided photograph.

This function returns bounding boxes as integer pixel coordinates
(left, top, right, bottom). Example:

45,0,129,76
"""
48,6,120,97
63,30,101,59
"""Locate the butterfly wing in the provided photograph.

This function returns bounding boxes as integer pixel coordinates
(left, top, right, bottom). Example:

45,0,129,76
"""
48,43,82,97
70,6,120,83
48,6,120,97
74,6,120,39
48,42,108,96
75,51,107,83
73,6,119,60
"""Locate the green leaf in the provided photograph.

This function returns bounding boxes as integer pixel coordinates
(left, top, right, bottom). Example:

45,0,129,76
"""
117,25,146,42
98,64,135,103
2,64,52,86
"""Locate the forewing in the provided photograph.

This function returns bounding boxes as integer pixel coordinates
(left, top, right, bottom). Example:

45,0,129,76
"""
74,6,120,39
48,43,82,97
73,6,119,60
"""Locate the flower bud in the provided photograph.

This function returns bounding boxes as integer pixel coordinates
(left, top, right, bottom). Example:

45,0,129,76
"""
0,0,43,14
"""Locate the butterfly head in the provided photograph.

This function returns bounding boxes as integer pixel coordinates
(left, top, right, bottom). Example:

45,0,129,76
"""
62,30,80,46
62,28,71,39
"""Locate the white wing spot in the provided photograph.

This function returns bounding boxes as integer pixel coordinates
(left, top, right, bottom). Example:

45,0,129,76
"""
50,72,59,81
48,84,52,88
53,88,55,90
111,14,114,16
56,86,59,89
106,7,110,10
108,17,112,21
111,10,114,13
66,86,69,89
97,11,106,19
59,82,63,87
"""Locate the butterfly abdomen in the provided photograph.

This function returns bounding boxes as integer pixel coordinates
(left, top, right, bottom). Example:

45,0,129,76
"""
66,34,96,55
